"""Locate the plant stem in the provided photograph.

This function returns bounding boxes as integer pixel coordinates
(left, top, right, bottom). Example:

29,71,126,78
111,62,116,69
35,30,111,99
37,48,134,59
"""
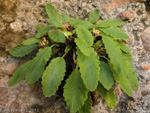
62,52,68,58
73,50,77,64
50,44,56,48
98,54,110,64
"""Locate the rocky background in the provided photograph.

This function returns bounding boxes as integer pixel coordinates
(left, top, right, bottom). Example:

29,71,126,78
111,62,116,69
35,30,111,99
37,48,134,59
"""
0,0,150,113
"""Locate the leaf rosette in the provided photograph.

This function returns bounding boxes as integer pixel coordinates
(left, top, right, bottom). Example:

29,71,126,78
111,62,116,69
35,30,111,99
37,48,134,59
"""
8,4,139,113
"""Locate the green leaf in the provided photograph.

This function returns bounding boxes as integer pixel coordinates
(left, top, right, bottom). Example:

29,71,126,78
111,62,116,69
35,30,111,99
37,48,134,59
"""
64,67,88,113
75,38,90,56
99,62,114,90
114,41,138,90
104,89,116,109
36,25,54,39
79,93,92,113
48,29,66,43
47,19,65,28
93,40,102,49
96,83,116,109
115,40,131,53
9,44,37,57
8,61,31,87
76,26,94,46
113,72,132,96
22,38,41,45
42,57,66,97
69,18,93,29
77,48,100,91
69,18,82,26
125,62,139,90
61,13,70,24
65,44,72,53
46,4,64,28
101,34,127,76
46,4,60,20
9,47,52,86
89,9,100,23
122,55,139,90
26,47,52,84
122,52,133,63
100,27,129,40
36,25,42,32
63,31,72,39
94,19,124,28
77,21,93,29
96,83,107,98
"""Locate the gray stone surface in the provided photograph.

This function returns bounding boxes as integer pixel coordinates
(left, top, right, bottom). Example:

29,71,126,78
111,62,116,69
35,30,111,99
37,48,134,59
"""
0,0,150,112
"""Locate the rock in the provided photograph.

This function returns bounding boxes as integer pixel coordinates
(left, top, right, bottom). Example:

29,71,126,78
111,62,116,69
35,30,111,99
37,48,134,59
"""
127,35,134,43
10,20,23,32
1,15,14,22
4,62,18,75
70,0,76,7
0,99,8,107
114,86,121,96
141,82,150,96
128,100,134,106
105,0,135,12
132,90,142,101
139,64,150,71
119,9,135,20
141,90,149,96
0,0,17,12
0,75,10,86
141,27,150,51
9,101,20,113
0,87,8,99
82,2,87,8
0,0,150,113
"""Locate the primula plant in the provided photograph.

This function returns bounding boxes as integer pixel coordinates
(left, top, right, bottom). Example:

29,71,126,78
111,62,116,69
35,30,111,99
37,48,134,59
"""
8,4,139,113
